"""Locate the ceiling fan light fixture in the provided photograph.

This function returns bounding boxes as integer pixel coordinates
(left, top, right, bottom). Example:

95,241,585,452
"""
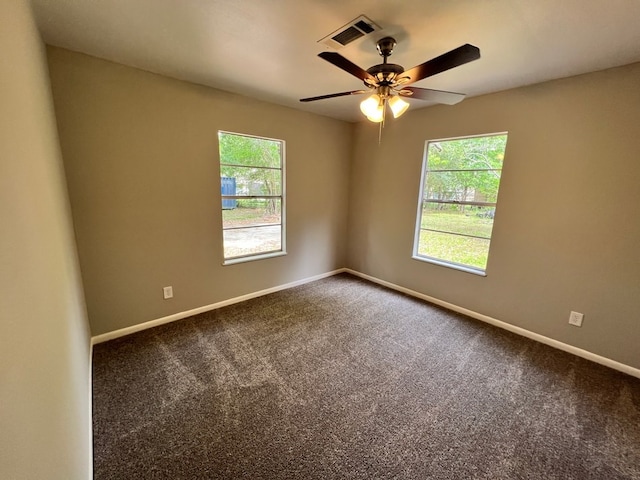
360,94,381,119
366,109,384,123
389,95,410,118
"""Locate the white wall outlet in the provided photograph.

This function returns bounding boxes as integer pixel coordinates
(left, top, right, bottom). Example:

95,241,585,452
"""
568,311,583,327
163,286,173,299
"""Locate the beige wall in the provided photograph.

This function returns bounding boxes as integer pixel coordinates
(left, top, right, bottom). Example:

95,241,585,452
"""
46,44,639,370
348,63,640,369
0,2,92,479
47,47,352,336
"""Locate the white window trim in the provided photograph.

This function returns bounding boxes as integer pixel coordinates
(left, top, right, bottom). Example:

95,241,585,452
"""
223,250,287,266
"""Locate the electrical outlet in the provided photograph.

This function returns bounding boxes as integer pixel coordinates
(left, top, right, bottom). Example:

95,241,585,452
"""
568,311,583,327
163,286,173,299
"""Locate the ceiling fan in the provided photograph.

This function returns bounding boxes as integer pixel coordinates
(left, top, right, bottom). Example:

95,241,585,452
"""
300,37,480,123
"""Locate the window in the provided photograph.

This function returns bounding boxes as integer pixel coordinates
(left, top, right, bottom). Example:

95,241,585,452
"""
413,133,508,275
218,131,285,264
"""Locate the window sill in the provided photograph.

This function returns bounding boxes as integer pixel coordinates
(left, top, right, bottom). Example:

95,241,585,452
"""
412,255,487,276
223,251,287,266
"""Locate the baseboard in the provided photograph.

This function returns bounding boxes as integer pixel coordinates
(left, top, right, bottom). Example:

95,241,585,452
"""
87,336,94,479
91,268,347,344
344,268,640,379
90,266,639,379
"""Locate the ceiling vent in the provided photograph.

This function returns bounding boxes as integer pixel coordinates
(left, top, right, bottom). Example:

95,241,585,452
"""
319,15,381,49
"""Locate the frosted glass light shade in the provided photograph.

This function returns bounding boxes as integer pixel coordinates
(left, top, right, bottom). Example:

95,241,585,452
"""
360,94,381,121
389,95,410,118
366,106,384,123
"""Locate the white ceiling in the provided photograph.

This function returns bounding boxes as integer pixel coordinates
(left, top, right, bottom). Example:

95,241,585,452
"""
31,0,640,123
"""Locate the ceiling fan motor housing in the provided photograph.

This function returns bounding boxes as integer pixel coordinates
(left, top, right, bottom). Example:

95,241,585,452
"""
365,63,405,86
365,37,407,88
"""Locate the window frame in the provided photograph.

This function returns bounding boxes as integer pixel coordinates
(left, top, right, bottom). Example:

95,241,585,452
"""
218,130,286,265
412,132,508,276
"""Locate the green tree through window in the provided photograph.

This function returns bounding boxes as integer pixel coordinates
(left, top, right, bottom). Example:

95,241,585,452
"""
413,133,508,274
218,131,285,263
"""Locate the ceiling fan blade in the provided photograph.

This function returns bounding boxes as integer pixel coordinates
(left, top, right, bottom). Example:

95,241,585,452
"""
403,44,480,85
318,52,375,82
300,90,367,102
399,87,466,105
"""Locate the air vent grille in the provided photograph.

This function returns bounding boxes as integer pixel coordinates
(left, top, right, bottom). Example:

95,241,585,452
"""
319,15,381,49
354,20,374,34
332,26,365,46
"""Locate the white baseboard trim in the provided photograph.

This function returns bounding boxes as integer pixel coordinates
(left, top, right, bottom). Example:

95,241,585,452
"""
87,339,94,480
90,266,639,379
344,269,640,379
91,268,347,345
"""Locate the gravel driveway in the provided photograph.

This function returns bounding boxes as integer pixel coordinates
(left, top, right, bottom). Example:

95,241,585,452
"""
223,225,281,258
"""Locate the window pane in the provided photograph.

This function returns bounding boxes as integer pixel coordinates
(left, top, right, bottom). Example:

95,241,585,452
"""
223,225,282,259
427,135,507,171
222,199,281,229
414,133,508,273
417,230,491,270
220,166,282,196
218,131,285,263
424,170,501,203
218,132,281,168
421,204,495,238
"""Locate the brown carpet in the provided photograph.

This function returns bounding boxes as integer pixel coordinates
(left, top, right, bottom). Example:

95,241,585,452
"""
93,273,640,479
